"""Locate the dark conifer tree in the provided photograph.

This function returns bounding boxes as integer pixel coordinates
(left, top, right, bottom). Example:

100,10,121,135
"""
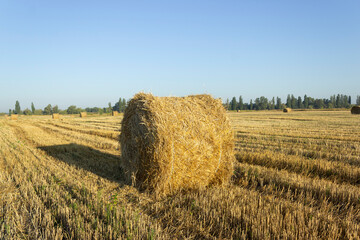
31,102,35,114
15,101,21,114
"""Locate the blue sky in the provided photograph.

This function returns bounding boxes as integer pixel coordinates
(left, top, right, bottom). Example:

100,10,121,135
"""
1,0,359,112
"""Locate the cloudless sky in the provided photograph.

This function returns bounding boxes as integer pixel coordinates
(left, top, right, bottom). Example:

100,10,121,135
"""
1,0,359,112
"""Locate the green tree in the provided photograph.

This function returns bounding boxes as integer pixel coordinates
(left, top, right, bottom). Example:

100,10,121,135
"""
121,98,127,112
34,109,43,115
23,108,32,115
225,98,229,110
291,95,296,109
270,97,275,110
276,97,281,109
43,104,52,115
15,100,21,114
254,98,260,110
286,95,291,108
303,94,309,109
53,105,59,113
108,102,112,113
230,97,237,111
357,95,360,105
330,95,336,108
67,105,78,114
31,102,35,114
238,96,243,110
9,109,11,116
336,94,340,108
297,96,303,109
258,96,268,110
314,99,325,109
249,99,253,110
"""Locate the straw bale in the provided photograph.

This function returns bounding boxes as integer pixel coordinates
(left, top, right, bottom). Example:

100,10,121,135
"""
10,115,18,120
112,111,119,116
120,93,235,195
80,112,87,118
4,115,9,119
237,110,240,113
52,113,60,119
351,106,360,114
283,108,292,113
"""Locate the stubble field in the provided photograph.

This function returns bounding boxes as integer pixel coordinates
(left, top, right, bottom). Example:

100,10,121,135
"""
1,110,359,239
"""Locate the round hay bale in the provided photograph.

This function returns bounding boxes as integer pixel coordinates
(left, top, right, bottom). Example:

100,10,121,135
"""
237,110,240,113
52,113,60,119
10,114,18,120
120,93,235,195
80,112,87,118
283,108,292,113
4,115,9,119
112,111,119,116
351,106,360,114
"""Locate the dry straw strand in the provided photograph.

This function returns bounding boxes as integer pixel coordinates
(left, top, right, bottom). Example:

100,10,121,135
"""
120,93,235,196
283,108,292,113
80,112,87,118
351,106,360,114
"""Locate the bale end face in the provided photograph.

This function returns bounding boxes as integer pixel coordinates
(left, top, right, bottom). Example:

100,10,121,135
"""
120,93,235,196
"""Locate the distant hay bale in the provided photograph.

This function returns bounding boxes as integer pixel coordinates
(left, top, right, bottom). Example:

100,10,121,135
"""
80,112,87,118
10,115,18,120
112,111,119,116
120,93,235,195
4,115,9,119
283,108,292,113
52,113,60,119
351,106,360,114
237,110,240,113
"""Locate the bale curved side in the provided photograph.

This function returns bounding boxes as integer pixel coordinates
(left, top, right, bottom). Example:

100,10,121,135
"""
351,106,360,114
120,93,235,195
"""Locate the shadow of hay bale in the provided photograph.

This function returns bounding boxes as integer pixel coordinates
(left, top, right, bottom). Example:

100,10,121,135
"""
38,144,125,183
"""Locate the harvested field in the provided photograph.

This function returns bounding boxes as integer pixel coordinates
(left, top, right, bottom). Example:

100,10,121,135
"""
1,111,360,239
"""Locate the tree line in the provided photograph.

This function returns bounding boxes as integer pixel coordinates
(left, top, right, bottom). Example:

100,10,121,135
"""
6,94,360,115
8,98,128,115
225,94,360,111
